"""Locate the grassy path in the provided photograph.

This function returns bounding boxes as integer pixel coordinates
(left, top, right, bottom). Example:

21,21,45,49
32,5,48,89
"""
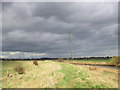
2,61,118,88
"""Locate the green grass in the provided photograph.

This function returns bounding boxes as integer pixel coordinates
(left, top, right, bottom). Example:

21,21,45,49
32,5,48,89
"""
2,61,45,76
2,61,117,88
2,61,23,76
56,63,108,88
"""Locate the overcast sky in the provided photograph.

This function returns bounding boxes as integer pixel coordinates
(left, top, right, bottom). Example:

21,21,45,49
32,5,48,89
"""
2,2,118,58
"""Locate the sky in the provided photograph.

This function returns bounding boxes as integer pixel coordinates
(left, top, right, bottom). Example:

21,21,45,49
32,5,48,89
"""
1,2,118,58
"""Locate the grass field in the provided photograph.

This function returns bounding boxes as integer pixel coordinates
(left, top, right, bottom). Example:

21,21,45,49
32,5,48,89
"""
2,60,118,88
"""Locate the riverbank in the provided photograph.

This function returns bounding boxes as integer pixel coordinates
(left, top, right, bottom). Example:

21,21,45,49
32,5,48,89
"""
64,61,120,66
2,61,118,88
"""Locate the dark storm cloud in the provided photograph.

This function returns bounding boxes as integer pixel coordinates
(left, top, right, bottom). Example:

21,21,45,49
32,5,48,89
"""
2,2,118,57
0,9,1,35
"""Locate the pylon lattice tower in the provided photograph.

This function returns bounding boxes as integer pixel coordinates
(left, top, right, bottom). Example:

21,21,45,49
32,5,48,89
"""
68,32,73,60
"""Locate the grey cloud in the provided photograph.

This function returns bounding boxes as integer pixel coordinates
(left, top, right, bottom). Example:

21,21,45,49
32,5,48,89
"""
2,2,118,57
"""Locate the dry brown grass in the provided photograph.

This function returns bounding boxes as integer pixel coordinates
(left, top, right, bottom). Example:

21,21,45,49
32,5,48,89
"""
14,65,25,74
75,65,118,88
110,56,120,65
58,58,64,62
3,61,63,88
33,60,39,66
2,61,118,88
89,67,97,70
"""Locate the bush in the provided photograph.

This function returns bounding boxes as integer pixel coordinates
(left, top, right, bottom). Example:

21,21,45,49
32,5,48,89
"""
33,60,39,66
110,56,120,65
14,65,25,74
58,58,64,62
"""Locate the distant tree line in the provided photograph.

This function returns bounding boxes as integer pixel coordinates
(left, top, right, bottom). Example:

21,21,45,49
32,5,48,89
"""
1,56,112,61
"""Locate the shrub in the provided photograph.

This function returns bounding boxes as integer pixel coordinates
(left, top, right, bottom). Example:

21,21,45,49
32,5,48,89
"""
58,58,64,62
33,60,39,66
110,56,120,65
14,65,25,74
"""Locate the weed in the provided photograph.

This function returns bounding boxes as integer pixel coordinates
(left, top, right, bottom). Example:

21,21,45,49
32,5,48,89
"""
14,65,25,74
33,60,39,66
91,83,108,88
110,56,120,65
58,58,64,62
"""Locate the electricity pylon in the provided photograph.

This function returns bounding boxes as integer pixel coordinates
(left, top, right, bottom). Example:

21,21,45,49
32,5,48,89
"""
68,32,73,60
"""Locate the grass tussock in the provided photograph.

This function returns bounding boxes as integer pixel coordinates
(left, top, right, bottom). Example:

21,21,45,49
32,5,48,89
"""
33,60,39,66
110,56,120,65
2,61,118,88
14,65,25,74
58,58,64,62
